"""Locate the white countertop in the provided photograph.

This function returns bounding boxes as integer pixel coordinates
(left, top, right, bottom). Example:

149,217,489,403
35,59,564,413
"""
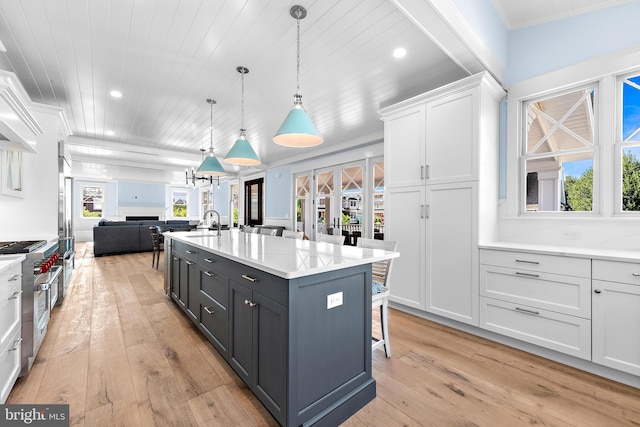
480,242,640,263
0,254,25,273
165,229,399,279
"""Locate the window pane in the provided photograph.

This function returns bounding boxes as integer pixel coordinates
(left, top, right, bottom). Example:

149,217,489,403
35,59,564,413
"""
622,75,640,143
373,161,384,240
82,186,103,217
173,191,187,217
622,147,640,211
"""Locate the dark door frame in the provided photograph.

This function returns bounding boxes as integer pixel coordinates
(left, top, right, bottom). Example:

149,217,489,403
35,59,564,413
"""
244,177,264,226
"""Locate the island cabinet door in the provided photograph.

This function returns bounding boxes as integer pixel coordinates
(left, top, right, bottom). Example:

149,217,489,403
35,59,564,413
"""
229,280,287,425
185,260,199,322
170,254,183,308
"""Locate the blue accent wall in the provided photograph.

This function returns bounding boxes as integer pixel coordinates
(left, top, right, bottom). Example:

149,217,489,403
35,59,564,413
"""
213,181,230,217
118,182,165,207
266,165,291,219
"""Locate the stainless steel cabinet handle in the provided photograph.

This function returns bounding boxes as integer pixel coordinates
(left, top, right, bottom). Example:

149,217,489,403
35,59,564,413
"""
594,289,602,294
515,307,539,316
8,290,23,300
633,272,640,277
242,274,257,282
186,261,194,265
204,258,215,263
515,272,540,278
420,165,424,180
9,338,22,351
516,259,540,265
244,299,257,307
203,306,215,315
8,274,22,282
186,250,196,254
420,204,425,219
425,205,430,219
173,257,178,261
203,271,213,277
425,164,430,179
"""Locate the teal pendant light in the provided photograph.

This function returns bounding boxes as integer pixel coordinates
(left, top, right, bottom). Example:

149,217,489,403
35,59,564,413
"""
273,5,323,148
197,99,225,176
224,66,261,166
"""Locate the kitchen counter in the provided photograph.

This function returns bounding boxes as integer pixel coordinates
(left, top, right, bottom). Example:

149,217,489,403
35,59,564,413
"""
480,242,640,263
165,229,398,279
0,255,25,273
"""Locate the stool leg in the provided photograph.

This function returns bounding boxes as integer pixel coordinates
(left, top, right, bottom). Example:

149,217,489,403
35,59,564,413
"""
380,299,391,358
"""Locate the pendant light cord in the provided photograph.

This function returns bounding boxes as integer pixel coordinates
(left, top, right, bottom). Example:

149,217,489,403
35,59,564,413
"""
209,101,214,153
241,69,245,130
296,12,301,95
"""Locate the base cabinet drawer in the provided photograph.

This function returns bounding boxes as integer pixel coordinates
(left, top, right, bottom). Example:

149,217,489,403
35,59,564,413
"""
199,292,228,358
0,327,21,404
479,297,591,360
480,265,591,318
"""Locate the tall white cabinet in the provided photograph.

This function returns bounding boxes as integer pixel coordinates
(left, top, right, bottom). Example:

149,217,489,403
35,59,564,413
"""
379,72,504,326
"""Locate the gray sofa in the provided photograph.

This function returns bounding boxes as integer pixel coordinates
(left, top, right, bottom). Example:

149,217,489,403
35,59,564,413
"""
93,220,193,256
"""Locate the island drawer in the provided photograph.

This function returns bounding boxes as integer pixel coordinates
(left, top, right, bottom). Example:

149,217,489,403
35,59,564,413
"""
199,292,228,357
480,249,590,278
200,269,229,308
173,241,199,261
227,263,287,307
479,296,591,360
592,259,640,285
480,264,591,318
199,251,227,269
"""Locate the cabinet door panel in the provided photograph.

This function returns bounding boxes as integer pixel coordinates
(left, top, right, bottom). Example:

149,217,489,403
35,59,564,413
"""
384,105,425,188
0,327,21,404
253,292,287,422
170,254,180,303
385,186,425,309
186,261,199,322
426,182,478,325
199,292,228,357
229,281,253,384
426,90,476,184
592,280,640,375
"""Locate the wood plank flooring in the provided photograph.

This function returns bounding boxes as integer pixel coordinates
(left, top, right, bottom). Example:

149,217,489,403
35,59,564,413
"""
7,243,640,426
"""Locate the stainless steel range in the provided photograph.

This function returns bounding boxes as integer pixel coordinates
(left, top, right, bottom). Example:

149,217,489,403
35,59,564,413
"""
0,240,62,376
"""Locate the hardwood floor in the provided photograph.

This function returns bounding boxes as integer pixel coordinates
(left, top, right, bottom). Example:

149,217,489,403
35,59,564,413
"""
8,243,640,426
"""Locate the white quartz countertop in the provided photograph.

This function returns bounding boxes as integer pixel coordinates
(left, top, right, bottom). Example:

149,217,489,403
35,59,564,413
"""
480,242,640,263
0,254,25,273
165,229,399,279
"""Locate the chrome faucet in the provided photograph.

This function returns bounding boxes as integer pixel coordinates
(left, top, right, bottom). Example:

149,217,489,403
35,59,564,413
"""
203,209,221,236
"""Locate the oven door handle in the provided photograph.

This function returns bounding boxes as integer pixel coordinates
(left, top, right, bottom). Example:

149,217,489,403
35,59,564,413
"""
34,265,62,291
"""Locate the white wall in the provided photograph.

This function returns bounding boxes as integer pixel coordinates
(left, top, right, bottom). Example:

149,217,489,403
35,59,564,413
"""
0,104,68,242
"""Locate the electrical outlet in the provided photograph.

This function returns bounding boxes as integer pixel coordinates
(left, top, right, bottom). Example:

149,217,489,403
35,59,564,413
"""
327,292,343,309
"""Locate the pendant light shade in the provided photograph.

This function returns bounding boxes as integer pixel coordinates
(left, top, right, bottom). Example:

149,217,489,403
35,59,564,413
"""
198,99,225,176
273,5,323,148
225,66,261,166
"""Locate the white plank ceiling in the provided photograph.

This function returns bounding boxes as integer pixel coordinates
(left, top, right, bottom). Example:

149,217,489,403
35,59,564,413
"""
0,0,468,183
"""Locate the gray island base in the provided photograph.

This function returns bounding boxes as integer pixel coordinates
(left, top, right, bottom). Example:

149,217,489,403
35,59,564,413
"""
164,230,398,426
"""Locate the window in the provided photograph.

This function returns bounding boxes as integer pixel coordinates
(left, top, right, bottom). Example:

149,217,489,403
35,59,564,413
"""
372,160,384,239
81,185,104,218
522,84,597,212
172,190,188,217
619,72,640,212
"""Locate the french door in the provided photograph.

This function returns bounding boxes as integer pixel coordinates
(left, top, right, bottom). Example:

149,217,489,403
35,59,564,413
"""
244,178,263,226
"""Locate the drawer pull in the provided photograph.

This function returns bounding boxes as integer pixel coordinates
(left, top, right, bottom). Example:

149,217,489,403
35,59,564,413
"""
186,250,196,254
9,337,22,351
8,290,23,300
515,272,540,278
515,307,540,316
594,289,602,294
241,274,258,282
203,306,215,315
633,273,640,277
244,299,257,307
203,271,214,277
204,258,215,263
8,274,22,282
173,257,178,261
186,261,194,265
515,259,539,265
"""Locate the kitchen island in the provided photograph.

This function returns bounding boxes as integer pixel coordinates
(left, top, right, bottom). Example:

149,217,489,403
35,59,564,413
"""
163,229,398,426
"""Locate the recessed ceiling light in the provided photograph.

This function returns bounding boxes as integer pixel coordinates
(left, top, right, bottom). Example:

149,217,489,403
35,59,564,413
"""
393,47,406,59
106,130,114,136
110,90,122,98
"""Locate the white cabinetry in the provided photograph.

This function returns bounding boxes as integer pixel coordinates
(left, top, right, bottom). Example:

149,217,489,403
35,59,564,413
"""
479,249,592,360
0,259,23,404
380,72,504,326
592,260,640,376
